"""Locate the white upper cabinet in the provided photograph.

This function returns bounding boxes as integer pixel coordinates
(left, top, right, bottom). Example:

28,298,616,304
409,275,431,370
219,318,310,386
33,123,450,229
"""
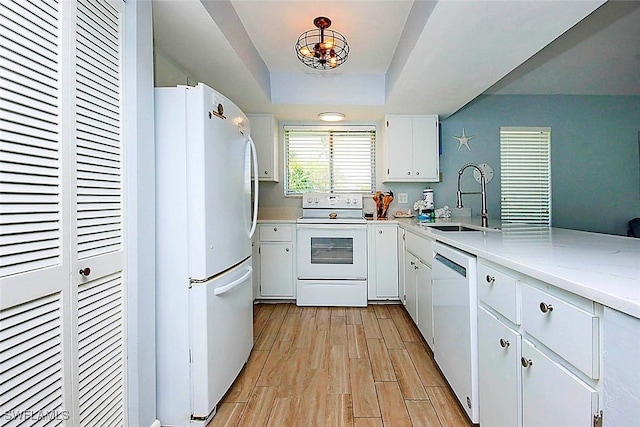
248,114,279,182
384,115,439,182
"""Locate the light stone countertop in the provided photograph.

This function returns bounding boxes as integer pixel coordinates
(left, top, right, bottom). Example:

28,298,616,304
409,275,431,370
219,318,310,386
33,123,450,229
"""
397,217,640,319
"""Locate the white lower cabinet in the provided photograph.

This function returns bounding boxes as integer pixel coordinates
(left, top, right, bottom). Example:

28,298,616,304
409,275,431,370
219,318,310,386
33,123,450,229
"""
478,259,601,427
367,223,399,300
404,254,418,323
479,307,522,427
259,243,293,297
521,339,598,427
258,223,295,298
416,258,433,350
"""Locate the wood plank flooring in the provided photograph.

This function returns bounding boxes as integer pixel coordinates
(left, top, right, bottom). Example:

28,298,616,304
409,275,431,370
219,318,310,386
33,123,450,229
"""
210,303,472,427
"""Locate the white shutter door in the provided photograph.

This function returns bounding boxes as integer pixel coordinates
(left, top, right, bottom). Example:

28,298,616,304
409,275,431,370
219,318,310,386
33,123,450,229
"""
73,0,126,425
0,0,70,422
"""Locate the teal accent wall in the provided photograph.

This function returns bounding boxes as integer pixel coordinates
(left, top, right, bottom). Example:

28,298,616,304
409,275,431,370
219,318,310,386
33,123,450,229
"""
436,95,640,236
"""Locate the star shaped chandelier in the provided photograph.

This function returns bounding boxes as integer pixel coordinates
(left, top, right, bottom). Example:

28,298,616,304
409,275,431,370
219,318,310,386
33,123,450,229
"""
296,17,349,70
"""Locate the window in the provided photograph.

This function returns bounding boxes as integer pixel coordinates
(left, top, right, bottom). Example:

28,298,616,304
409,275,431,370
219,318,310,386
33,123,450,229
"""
500,127,551,225
284,125,376,195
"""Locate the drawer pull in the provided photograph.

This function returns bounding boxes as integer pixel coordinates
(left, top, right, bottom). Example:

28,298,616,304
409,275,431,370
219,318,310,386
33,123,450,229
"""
485,274,495,284
521,357,533,368
499,338,510,348
285,248,289,252
379,230,383,234
273,227,278,232
539,302,554,313
79,267,91,277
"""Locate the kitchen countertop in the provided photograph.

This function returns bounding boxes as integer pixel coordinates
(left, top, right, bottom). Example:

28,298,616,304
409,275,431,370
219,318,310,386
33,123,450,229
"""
397,217,640,319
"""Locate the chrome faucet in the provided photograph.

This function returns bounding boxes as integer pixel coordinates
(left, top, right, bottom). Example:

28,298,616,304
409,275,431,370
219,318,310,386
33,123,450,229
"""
456,163,489,228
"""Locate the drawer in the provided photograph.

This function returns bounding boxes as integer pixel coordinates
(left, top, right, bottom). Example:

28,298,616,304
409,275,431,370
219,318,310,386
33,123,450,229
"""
522,283,599,379
405,231,432,266
478,262,520,325
259,224,293,242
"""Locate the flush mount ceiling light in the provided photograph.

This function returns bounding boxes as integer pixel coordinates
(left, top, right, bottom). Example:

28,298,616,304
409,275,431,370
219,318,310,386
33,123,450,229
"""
296,17,349,70
318,112,345,122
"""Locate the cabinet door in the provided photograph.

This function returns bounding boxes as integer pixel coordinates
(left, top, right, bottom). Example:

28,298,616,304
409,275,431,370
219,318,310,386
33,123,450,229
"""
397,228,406,306
370,225,399,299
478,307,522,427
521,340,597,427
416,259,434,349
248,114,278,182
404,254,418,323
385,116,414,179
259,243,293,297
412,116,439,181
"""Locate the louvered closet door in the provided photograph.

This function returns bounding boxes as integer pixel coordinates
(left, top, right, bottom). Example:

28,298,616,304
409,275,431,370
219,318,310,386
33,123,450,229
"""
1,0,126,425
0,0,70,422
72,0,126,425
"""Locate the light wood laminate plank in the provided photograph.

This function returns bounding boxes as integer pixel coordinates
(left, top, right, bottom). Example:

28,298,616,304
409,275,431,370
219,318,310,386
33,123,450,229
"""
316,307,331,331
328,344,350,394
256,340,293,387
325,393,354,427
361,310,383,339
278,312,302,342
405,342,446,387
389,348,428,400
366,338,396,381
266,397,298,426
347,324,369,359
349,357,381,418
208,402,245,427
353,418,383,427
388,304,423,342
375,381,413,426
373,304,392,319
378,318,405,350
309,330,330,370
406,400,442,426
222,350,269,403
346,307,363,325
238,386,277,425
427,386,470,427
330,314,348,347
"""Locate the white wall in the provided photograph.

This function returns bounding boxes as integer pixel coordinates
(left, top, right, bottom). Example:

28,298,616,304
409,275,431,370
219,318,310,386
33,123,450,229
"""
125,1,157,425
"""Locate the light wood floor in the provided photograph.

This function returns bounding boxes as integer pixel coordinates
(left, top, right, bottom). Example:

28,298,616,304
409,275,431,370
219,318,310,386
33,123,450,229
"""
210,303,473,427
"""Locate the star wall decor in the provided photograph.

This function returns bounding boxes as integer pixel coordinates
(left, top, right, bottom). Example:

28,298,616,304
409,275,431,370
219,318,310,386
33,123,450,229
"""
453,128,475,151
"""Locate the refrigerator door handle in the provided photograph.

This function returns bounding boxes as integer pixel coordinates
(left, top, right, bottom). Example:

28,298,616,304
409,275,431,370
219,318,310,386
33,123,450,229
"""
214,266,253,296
247,136,259,239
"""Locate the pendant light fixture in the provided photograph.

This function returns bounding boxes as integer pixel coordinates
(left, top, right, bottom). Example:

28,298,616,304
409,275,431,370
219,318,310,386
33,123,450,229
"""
296,17,349,70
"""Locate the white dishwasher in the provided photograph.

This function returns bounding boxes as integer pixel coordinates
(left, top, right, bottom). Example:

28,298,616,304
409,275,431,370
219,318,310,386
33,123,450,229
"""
432,241,479,424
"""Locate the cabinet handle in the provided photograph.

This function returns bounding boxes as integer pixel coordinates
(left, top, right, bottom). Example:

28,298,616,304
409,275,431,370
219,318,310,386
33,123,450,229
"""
521,357,533,368
499,338,510,348
416,171,420,176
539,302,553,313
414,265,418,270
264,170,268,175
285,248,289,252
79,267,91,277
410,261,415,266
485,274,495,284
378,230,383,234
407,171,411,175
273,227,278,232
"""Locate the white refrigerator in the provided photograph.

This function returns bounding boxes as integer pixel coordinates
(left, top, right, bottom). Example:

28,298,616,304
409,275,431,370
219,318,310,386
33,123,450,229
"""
155,83,258,426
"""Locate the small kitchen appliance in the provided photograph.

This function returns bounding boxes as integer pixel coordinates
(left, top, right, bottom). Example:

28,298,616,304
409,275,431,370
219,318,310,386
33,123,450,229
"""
296,193,367,306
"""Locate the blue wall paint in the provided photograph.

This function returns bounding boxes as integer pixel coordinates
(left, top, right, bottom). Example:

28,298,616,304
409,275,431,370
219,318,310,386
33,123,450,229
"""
432,95,640,236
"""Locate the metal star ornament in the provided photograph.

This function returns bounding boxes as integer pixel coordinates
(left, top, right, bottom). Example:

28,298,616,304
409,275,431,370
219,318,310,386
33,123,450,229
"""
453,128,475,151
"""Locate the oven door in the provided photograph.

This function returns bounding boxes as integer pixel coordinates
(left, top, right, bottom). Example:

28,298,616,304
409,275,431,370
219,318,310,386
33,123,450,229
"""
296,224,367,280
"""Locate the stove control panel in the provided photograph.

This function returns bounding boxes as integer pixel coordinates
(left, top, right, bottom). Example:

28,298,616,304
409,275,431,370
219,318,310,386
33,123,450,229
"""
302,193,363,209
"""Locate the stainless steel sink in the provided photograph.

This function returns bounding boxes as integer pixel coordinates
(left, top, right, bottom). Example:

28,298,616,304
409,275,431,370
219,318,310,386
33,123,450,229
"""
427,225,482,232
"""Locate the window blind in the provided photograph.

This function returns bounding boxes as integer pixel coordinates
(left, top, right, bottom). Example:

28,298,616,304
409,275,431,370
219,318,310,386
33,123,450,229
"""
500,127,551,225
284,126,376,195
